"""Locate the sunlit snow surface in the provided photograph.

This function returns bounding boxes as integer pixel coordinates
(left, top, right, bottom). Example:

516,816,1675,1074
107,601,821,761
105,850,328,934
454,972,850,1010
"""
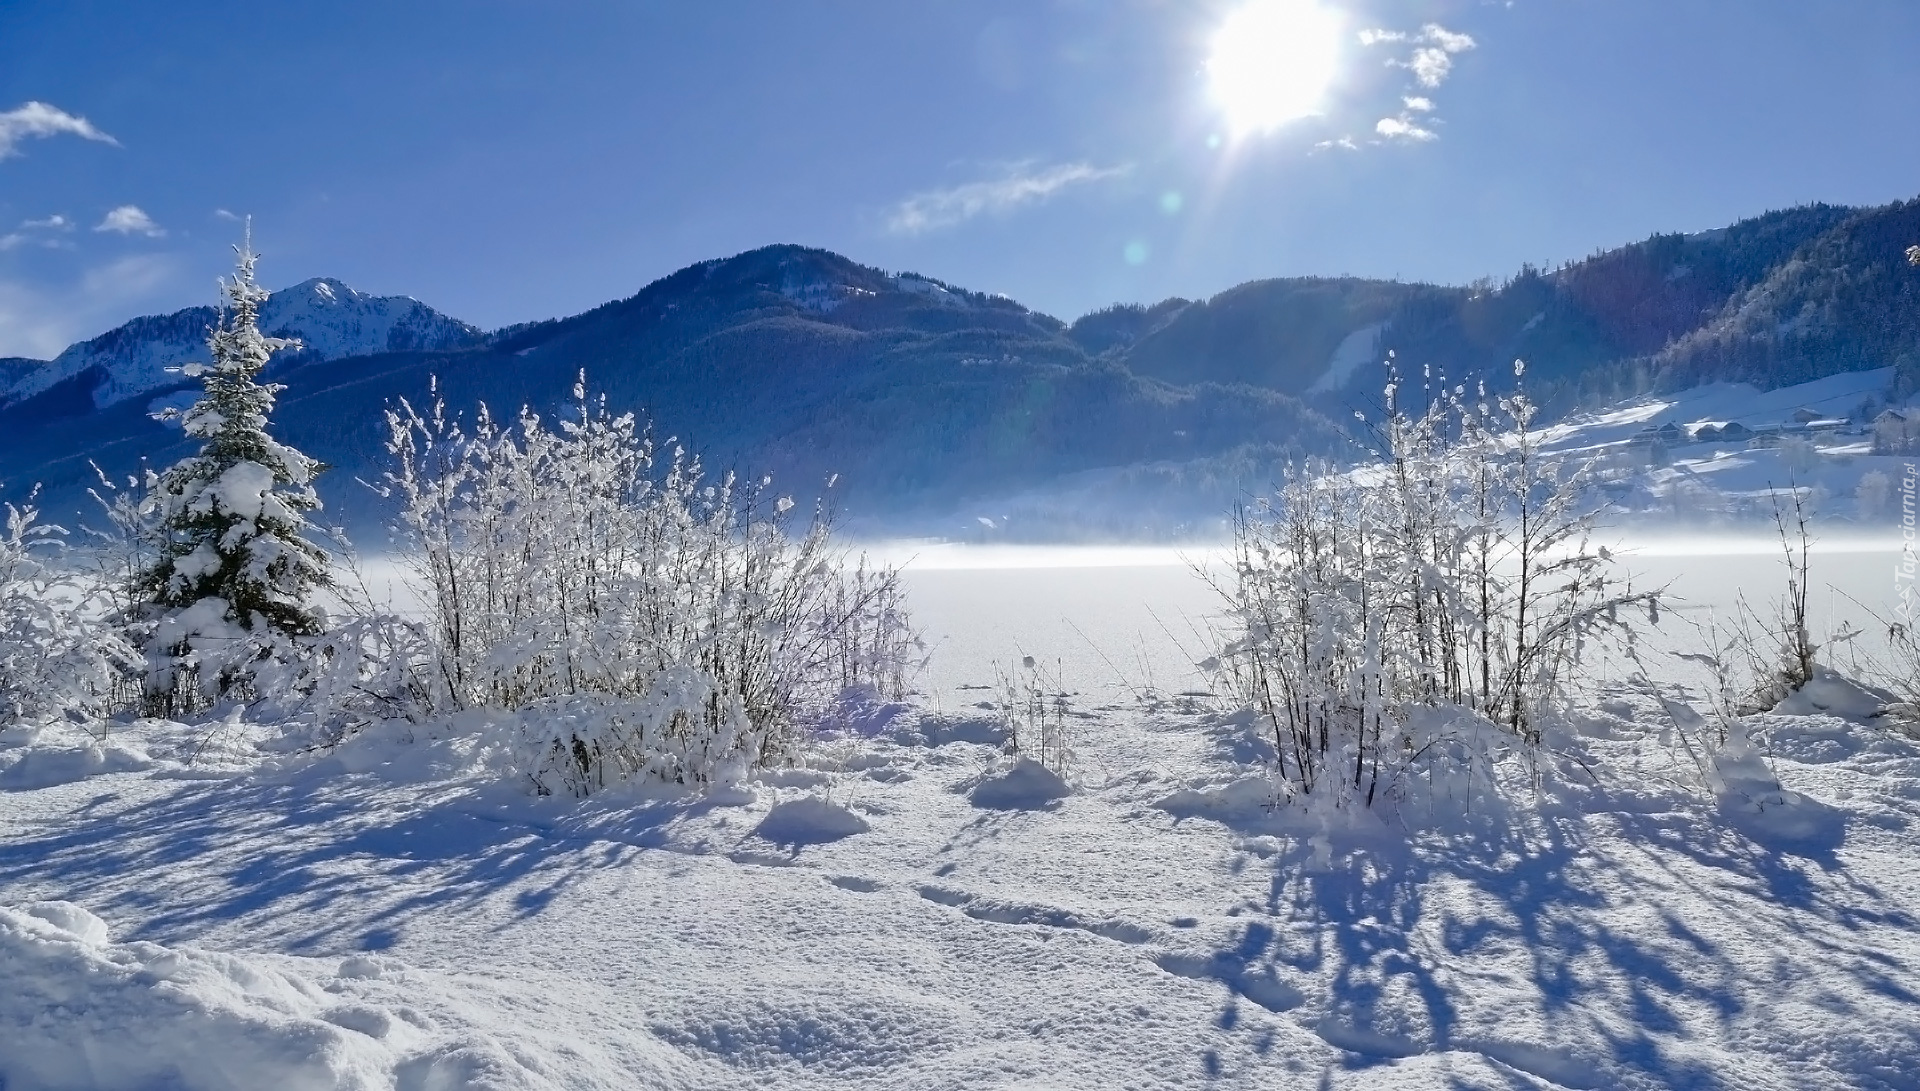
4,542,1920,1089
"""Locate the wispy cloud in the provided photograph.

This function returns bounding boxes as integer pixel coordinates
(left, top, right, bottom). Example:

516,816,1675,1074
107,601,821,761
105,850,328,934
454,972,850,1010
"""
0,214,75,252
95,205,166,237
0,254,180,359
888,162,1129,236
0,101,117,160
213,208,241,221
1420,25,1476,53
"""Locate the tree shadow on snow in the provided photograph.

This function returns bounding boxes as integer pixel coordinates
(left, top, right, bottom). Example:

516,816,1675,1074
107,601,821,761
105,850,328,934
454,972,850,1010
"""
0,770,757,956
1175,793,1918,1089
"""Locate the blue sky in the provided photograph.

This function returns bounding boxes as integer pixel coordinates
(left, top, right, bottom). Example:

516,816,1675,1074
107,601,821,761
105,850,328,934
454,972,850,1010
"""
2,0,1917,358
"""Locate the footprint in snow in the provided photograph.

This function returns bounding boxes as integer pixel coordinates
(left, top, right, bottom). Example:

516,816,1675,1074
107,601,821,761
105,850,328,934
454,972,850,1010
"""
828,875,885,893
912,883,1153,944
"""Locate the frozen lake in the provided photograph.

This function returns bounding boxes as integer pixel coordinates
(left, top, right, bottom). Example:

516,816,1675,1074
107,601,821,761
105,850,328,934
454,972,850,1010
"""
881,534,1915,712
349,530,1913,713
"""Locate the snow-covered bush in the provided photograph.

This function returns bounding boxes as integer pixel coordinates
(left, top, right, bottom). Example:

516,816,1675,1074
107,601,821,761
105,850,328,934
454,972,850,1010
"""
134,234,333,717
1856,469,1893,519
0,491,139,727
1730,489,1820,711
379,375,920,794
1211,359,1657,806
1779,436,1820,477
242,611,440,742
994,655,1072,775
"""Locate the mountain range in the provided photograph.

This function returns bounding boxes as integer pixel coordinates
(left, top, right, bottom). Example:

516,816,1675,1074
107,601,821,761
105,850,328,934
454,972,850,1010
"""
3,194,1917,536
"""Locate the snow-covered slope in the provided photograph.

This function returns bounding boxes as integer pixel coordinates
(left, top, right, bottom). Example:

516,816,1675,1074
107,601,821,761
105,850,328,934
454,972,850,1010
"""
1,278,481,410
1305,322,1386,395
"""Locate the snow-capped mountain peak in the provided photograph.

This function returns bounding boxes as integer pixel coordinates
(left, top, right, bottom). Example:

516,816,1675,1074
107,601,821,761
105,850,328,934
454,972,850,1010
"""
1,279,482,411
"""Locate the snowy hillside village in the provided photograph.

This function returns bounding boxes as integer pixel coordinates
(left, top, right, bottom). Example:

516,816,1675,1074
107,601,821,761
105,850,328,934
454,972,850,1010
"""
1520,366,1920,525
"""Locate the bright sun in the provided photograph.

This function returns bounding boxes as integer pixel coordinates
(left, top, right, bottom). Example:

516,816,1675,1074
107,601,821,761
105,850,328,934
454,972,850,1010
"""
1207,0,1344,139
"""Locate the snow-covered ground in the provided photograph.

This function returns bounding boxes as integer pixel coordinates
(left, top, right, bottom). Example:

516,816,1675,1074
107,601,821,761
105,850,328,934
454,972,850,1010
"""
5,543,1919,1090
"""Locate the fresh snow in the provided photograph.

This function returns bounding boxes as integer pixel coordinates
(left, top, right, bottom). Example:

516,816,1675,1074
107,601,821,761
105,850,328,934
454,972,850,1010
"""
4,555,1919,1089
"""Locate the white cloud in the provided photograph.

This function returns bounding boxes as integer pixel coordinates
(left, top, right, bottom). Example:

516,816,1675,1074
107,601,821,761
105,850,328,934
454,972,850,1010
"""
1337,22,1478,146
887,162,1130,236
23,214,71,230
0,101,117,160
1405,47,1456,88
1399,25,1477,88
95,205,166,237
1376,115,1438,142
213,208,240,221
1363,23,1477,89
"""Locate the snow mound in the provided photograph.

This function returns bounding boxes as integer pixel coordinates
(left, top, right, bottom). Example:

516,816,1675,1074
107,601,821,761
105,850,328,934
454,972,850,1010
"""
0,742,152,790
1711,722,1845,851
0,901,697,1091
752,795,870,844
965,757,1070,809
1773,667,1893,721
1154,774,1277,820
2,900,401,1091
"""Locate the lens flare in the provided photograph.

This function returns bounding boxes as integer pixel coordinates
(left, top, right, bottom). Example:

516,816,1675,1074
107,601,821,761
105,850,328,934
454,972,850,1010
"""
1207,0,1344,138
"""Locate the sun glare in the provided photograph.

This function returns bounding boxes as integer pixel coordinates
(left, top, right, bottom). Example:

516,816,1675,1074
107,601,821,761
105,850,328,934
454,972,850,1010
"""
1207,0,1344,139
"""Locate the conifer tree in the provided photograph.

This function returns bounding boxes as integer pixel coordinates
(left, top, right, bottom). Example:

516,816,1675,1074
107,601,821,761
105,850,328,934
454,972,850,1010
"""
139,226,331,712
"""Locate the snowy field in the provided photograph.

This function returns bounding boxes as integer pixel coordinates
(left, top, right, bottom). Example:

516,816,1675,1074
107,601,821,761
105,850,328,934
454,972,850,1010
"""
4,540,1920,1089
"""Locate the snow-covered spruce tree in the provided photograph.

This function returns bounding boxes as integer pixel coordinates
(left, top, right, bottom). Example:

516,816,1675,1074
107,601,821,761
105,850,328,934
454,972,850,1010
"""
137,233,331,716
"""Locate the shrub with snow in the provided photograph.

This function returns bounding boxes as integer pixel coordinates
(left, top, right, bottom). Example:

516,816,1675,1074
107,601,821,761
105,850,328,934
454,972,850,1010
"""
1211,359,1657,806
376,376,921,795
0,491,138,727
